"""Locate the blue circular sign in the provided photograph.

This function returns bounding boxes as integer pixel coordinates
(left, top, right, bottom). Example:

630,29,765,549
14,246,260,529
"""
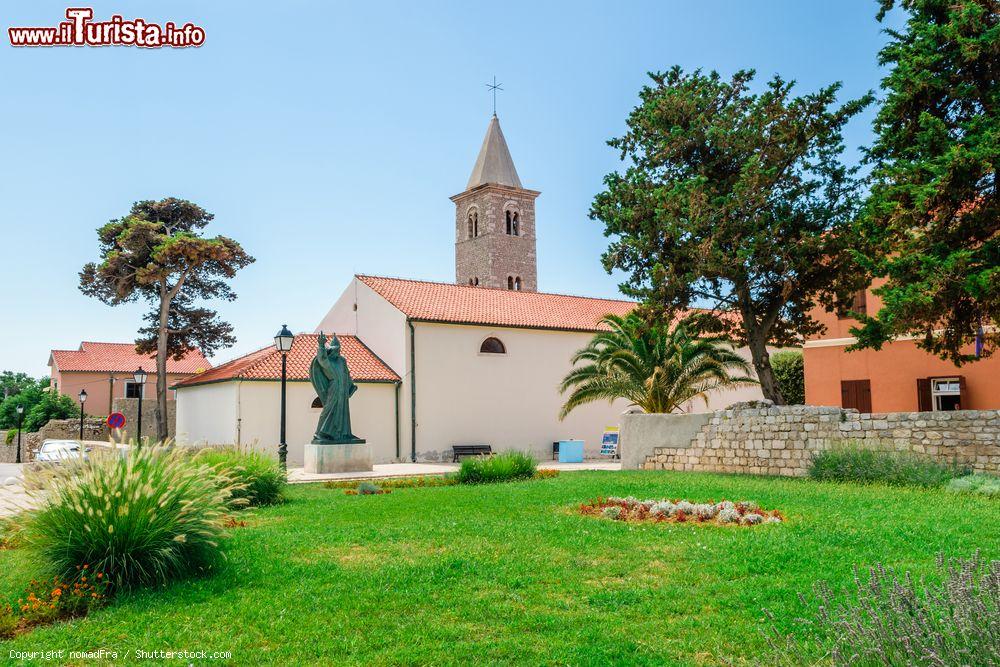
107,412,126,429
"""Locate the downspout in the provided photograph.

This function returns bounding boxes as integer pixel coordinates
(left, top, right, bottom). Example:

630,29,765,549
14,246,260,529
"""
408,319,417,462
394,380,401,461
236,380,243,447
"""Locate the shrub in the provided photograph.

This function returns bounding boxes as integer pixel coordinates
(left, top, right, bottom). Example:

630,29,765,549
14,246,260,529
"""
947,473,1000,497
456,451,537,484
22,445,239,591
808,442,963,487
770,350,805,405
357,481,381,495
766,552,1000,666
194,446,285,507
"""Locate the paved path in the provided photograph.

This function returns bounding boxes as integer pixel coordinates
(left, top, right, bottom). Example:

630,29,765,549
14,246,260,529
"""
286,460,621,484
0,463,29,519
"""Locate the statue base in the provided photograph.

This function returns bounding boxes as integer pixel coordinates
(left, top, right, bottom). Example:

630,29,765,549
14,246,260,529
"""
304,441,372,474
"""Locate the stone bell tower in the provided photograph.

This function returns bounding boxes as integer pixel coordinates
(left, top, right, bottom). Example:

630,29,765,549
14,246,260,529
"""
452,115,540,292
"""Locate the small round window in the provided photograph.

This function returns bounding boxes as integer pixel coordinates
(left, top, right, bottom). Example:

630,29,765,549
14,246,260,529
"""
479,337,506,354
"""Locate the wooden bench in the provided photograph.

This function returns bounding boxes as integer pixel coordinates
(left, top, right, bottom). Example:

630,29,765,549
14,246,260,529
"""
452,444,492,462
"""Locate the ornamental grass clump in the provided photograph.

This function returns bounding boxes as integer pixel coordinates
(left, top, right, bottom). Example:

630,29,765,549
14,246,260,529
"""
457,451,537,484
947,473,1000,497
766,552,999,666
809,442,963,487
194,446,286,507
21,445,240,591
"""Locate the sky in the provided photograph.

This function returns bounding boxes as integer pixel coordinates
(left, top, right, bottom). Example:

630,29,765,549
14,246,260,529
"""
0,1,903,376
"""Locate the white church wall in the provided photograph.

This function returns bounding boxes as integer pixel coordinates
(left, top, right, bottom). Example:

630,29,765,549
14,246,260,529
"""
410,322,632,461
175,380,399,466
175,382,239,447
315,278,408,375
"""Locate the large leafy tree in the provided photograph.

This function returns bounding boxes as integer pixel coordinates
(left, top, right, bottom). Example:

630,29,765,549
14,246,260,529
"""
852,0,999,363
558,314,756,418
591,68,872,403
80,198,255,441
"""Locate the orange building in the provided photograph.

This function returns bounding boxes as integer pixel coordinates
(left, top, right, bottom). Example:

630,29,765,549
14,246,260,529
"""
803,282,999,413
48,342,211,417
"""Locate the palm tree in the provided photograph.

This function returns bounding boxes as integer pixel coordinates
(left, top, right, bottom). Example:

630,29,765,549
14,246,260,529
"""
559,313,757,418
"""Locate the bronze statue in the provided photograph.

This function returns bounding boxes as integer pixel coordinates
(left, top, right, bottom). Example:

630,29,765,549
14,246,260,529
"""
310,332,363,444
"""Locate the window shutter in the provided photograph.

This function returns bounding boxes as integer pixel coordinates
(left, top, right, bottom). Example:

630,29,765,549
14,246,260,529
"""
958,375,967,410
858,379,872,413
916,378,932,412
855,289,867,316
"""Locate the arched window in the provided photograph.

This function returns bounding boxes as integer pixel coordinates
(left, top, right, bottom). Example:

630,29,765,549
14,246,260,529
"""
515,276,522,291
512,212,520,236
507,276,514,290
467,212,474,239
505,210,512,235
468,278,474,286
311,396,323,408
479,337,506,354
473,210,479,237
474,277,480,286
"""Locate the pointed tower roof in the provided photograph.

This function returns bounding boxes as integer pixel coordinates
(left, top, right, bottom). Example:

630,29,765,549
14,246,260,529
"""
466,115,522,189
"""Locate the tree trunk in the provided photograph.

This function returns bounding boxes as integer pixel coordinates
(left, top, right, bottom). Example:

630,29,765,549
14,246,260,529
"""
746,332,785,405
155,294,170,443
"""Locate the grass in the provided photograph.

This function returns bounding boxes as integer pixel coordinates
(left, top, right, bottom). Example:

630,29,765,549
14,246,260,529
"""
808,442,964,487
1,470,997,664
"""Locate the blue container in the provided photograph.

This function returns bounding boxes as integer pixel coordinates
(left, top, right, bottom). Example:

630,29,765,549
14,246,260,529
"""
557,439,584,463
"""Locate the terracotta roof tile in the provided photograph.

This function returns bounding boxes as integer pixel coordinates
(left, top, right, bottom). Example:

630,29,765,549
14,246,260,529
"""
358,275,637,332
50,342,210,374
173,334,399,388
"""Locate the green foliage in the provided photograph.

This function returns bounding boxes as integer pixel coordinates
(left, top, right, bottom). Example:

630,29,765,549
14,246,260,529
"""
356,481,381,495
768,552,999,666
559,314,756,418
591,67,872,403
23,391,79,432
0,386,42,430
0,372,47,401
457,451,537,484
853,1,999,363
194,447,286,507
808,442,963,487
79,198,255,441
21,446,239,591
947,474,1000,497
769,350,805,406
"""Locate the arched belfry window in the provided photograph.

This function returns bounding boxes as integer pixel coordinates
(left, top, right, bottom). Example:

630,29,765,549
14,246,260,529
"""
505,210,512,235
479,337,506,354
467,208,480,239
515,276,522,291
507,276,514,290
512,212,520,236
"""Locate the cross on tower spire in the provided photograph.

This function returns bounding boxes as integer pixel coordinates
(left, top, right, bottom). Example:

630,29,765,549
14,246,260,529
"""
485,76,503,116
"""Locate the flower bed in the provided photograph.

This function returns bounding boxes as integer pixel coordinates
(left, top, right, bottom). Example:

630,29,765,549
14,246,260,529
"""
0,569,108,639
580,496,783,525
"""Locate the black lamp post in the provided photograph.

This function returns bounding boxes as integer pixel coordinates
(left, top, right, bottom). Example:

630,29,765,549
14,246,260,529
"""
274,325,294,470
78,389,87,442
15,404,24,464
133,366,147,449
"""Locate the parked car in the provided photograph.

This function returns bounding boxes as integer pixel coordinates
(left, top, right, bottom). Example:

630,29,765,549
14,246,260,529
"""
33,440,90,462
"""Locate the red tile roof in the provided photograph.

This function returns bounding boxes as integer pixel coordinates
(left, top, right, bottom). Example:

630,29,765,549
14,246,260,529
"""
172,334,399,388
50,342,210,374
358,275,637,332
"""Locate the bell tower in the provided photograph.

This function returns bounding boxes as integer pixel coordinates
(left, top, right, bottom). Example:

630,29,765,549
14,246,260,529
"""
452,115,540,292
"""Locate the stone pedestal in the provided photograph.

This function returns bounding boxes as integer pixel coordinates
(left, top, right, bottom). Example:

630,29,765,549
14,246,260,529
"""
304,441,372,474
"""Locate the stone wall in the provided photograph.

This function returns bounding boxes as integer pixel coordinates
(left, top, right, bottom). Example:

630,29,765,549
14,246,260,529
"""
628,402,1000,476
112,398,176,441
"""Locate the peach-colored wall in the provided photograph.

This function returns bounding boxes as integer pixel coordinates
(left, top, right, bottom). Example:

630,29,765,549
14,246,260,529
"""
50,370,189,417
804,279,1000,411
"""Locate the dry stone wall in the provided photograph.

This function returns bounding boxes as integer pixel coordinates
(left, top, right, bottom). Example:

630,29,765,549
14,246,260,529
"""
631,402,1000,476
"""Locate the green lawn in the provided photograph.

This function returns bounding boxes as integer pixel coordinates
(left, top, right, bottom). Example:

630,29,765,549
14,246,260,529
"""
2,471,998,665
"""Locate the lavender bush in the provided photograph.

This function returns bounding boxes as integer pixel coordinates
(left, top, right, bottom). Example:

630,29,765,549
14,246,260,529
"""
766,552,1000,665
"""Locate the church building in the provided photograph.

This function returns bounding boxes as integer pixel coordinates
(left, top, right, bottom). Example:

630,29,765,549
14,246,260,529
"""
173,115,771,465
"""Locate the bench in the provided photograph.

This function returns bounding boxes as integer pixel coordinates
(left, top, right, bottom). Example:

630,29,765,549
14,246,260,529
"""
452,444,492,462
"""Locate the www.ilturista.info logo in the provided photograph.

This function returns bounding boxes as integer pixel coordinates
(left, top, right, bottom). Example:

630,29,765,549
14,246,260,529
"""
8,8,205,48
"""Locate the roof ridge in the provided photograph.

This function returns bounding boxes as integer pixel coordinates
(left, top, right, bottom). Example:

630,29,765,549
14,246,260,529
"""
356,274,636,304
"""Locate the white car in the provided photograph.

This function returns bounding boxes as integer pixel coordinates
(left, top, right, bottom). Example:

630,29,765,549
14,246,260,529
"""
34,440,90,462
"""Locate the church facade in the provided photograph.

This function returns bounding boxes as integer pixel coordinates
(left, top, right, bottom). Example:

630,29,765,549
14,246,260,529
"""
174,116,773,465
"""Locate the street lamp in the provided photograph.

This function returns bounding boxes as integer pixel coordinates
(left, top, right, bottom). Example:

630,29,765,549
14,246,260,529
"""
133,367,147,449
15,404,23,464
78,389,87,442
274,325,294,470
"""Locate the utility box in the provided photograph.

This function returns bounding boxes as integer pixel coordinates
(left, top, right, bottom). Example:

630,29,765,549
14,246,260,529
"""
557,439,584,463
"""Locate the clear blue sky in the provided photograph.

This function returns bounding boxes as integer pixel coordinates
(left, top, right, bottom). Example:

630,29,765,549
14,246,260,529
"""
0,1,901,376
